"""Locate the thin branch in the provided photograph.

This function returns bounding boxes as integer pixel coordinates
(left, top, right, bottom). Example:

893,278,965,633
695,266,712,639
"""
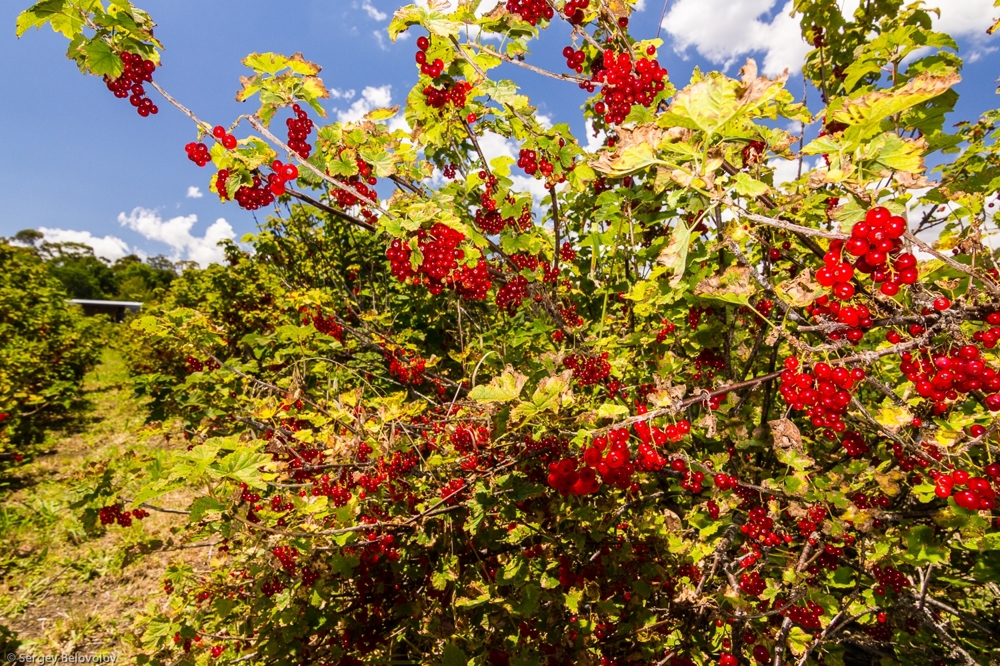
467,43,589,83
286,188,375,232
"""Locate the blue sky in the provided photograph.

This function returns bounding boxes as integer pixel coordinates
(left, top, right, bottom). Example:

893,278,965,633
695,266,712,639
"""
1,0,997,265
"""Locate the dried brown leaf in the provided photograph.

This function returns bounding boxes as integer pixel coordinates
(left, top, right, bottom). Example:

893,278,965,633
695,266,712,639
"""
769,418,803,452
776,269,825,307
737,58,789,107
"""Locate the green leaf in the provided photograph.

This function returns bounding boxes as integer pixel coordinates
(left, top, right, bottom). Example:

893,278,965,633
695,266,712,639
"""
596,403,629,419
468,367,527,403
656,221,694,288
787,626,812,656
15,0,67,37
243,52,291,75
188,496,226,522
834,73,961,140
441,643,468,666
732,172,769,197
83,39,123,77
211,449,270,489
903,525,949,565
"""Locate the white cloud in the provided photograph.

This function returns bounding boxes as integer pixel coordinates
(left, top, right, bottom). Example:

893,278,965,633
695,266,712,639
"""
583,119,607,153
415,0,459,11
361,0,387,20
37,227,132,262
968,46,998,63
336,85,394,122
186,186,203,199
931,0,999,39
661,0,810,76
633,0,646,10
373,30,388,50
332,84,410,132
329,88,357,100
768,156,825,187
117,207,234,267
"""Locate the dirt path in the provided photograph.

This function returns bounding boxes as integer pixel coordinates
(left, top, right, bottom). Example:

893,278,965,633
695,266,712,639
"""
0,348,196,660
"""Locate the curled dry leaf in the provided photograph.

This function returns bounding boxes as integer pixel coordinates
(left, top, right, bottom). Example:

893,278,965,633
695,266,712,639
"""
893,170,931,189
737,58,789,107
770,418,802,451
694,265,753,305
776,269,825,308
663,509,682,532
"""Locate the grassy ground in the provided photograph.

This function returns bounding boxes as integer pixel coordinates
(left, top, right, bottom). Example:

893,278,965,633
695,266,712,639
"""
0,348,194,659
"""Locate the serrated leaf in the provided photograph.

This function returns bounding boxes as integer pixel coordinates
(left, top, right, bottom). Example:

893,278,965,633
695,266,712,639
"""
210,449,270,489
83,39,123,77
903,524,949,565
732,172,770,197
832,72,960,139
242,52,290,75
694,265,754,305
15,0,67,37
596,403,629,419
469,367,527,403
787,626,812,656
365,106,400,121
656,221,694,287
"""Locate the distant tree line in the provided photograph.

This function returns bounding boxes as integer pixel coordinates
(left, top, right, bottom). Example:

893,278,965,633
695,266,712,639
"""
7,229,193,302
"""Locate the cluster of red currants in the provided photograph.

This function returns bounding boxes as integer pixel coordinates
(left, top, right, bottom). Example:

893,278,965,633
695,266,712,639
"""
559,242,576,262
655,320,676,344
300,307,344,343
185,142,212,167
495,275,529,314
586,48,667,125
233,174,276,211
385,223,493,300
415,36,444,78
739,505,788,550
776,599,826,629
103,52,158,116
839,429,869,457
931,468,997,510
777,356,865,437
516,148,554,178
98,503,148,527
439,477,466,504
387,352,426,385
271,545,298,574
265,159,299,197
475,201,531,235
423,80,472,110
286,104,313,158
738,571,766,598
871,564,911,595
563,352,611,386
810,298,876,343
505,0,553,25
211,124,238,150
172,632,198,653
843,206,916,296
547,456,601,495
574,428,637,491
562,46,588,73
184,356,220,373
563,0,589,24
901,344,1000,413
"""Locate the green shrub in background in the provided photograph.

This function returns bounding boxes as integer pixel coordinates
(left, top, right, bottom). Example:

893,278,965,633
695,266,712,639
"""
0,242,105,461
